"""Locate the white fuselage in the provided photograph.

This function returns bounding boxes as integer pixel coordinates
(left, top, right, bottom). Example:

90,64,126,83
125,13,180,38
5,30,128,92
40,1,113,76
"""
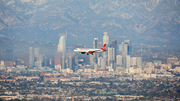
74,48,104,53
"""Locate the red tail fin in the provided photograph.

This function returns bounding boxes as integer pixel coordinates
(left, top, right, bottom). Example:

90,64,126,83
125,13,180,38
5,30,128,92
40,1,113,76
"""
103,44,106,47
101,44,106,51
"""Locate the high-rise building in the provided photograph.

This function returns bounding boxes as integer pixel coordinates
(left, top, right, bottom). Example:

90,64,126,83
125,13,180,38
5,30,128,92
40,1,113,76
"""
93,38,99,49
123,43,128,56
57,36,66,69
93,38,99,62
136,56,142,66
98,42,103,57
54,52,62,69
116,55,122,67
103,32,109,45
75,56,79,71
6,49,13,61
126,55,131,69
122,57,126,68
98,57,102,68
29,47,34,68
34,48,39,61
119,40,131,56
110,40,117,61
98,42,102,49
6,49,13,67
90,54,94,68
61,56,65,69
101,56,106,69
108,47,115,66
124,40,131,55
131,57,137,66
103,32,109,57
68,56,72,70
57,36,66,56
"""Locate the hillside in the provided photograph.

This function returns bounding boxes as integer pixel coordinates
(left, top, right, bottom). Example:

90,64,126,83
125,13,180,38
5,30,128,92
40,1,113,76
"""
0,0,179,46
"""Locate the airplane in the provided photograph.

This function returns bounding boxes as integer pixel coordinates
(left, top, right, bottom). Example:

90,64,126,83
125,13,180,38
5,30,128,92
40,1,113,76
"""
74,44,106,55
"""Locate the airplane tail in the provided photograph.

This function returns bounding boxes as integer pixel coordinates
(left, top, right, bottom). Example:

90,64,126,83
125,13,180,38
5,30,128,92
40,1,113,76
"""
101,44,106,51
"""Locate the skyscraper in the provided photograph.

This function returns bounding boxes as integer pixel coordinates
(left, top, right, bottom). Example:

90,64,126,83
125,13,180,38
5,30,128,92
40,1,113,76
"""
34,48,39,61
108,47,115,66
126,55,131,69
6,49,13,67
103,32,109,57
61,56,65,69
54,52,62,69
98,57,102,68
103,32,109,45
93,38,99,49
131,57,137,66
136,56,142,66
119,40,131,56
124,40,131,55
57,36,66,56
116,55,122,67
75,56,79,71
93,38,99,62
110,40,117,62
57,36,66,69
123,43,128,56
29,47,34,68
68,56,72,70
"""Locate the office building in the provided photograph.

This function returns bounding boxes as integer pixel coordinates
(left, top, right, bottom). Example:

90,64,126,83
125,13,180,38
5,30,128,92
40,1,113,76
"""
119,40,131,56
61,56,65,69
57,36,66,69
101,56,106,69
57,36,66,56
126,55,131,69
103,32,109,57
98,57,102,68
34,48,39,61
103,32,109,46
75,56,79,71
68,56,72,70
98,42,102,49
110,40,117,61
29,47,34,68
124,40,131,55
108,47,115,66
116,55,122,67
54,52,62,69
93,38,99,62
93,38,99,49
136,56,142,66
6,49,13,67
131,57,137,66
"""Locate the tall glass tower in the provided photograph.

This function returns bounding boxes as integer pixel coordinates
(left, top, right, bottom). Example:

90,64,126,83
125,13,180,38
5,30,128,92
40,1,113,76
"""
103,32,109,58
29,47,34,68
103,32,109,46
57,36,66,55
57,36,66,69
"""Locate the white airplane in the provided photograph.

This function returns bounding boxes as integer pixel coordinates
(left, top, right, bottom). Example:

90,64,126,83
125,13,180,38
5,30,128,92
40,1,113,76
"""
74,44,106,55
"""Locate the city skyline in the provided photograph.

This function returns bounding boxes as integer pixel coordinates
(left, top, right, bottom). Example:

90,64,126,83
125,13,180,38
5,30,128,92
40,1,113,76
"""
0,0,180,100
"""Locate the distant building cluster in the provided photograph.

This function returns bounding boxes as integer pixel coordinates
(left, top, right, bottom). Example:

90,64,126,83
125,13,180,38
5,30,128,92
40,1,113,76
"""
0,32,180,77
